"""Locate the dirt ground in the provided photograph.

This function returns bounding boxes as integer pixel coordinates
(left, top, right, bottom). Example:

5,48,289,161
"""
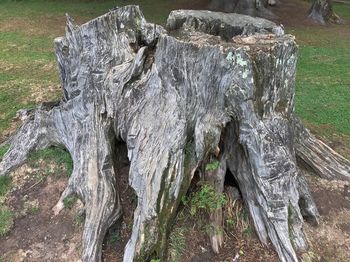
1,0,350,261
304,174,350,262
0,165,83,262
2,164,350,261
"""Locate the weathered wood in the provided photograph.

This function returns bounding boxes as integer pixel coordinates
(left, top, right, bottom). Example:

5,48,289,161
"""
0,6,349,262
294,117,350,181
203,155,226,253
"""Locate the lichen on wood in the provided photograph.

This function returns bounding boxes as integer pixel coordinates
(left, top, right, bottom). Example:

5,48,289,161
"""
0,6,349,262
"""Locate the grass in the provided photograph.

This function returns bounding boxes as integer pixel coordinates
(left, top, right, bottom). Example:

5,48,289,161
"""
108,230,122,244
296,45,350,134
0,146,13,236
73,212,85,227
286,3,350,149
0,144,10,160
0,176,12,197
0,0,178,24
24,199,40,215
0,207,14,236
0,30,59,133
334,2,350,20
28,147,73,176
224,196,251,238
29,205,40,214
168,227,186,262
63,196,77,209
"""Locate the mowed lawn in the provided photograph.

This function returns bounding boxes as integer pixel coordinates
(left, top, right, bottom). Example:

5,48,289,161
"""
0,0,349,150
290,4,350,155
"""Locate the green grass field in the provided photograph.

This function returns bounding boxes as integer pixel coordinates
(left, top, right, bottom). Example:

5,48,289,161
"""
0,0,179,23
290,21,350,151
0,0,349,147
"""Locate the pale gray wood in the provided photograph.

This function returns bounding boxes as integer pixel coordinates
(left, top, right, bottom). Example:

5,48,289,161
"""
294,117,350,181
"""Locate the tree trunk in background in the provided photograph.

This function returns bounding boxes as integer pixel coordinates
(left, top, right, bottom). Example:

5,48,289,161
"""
309,0,343,24
209,0,276,19
210,0,344,24
1,5,350,262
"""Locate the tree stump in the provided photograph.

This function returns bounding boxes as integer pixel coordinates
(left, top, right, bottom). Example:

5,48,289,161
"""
308,0,343,24
1,6,349,262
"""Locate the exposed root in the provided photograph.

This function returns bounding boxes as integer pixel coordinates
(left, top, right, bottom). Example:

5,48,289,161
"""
52,200,65,216
294,117,350,181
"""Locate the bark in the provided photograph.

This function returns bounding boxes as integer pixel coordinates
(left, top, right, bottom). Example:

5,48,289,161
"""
309,0,343,24
0,6,349,262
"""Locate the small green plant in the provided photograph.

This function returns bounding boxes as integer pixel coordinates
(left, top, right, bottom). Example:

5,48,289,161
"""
239,208,249,223
189,185,226,216
23,199,40,215
73,212,85,227
0,176,12,197
0,206,14,236
150,259,160,262
180,195,188,206
30,206,40,214
168,227,186,262
109,231,121,244
204,224,223,235
63,196,77,209
243,226,252,237
223,196,252,238
239,248,244,256
226,218,236,229
205,160,220,172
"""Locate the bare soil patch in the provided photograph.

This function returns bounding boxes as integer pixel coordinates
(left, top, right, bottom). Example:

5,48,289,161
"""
0,170,82,262
304,174,350,262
